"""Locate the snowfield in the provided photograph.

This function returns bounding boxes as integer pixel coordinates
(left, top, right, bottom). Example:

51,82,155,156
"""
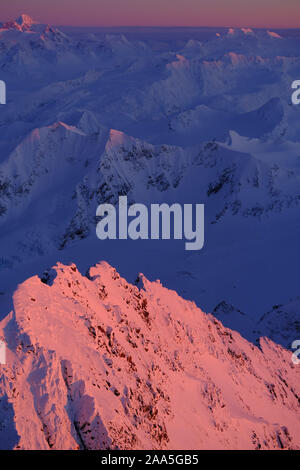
0,14,299,449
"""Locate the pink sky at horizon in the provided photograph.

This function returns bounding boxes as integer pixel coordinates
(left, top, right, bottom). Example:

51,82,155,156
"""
1,0,300,28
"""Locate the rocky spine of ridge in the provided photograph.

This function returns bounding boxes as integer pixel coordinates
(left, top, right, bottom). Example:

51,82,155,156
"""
0,261,299,450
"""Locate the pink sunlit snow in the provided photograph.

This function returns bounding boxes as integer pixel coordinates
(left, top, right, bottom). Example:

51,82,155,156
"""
0,262,299,450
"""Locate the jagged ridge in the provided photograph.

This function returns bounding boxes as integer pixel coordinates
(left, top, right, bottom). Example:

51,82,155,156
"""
0,262,299,449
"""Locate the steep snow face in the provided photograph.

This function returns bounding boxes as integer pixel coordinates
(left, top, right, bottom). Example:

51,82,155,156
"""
0,262,299,450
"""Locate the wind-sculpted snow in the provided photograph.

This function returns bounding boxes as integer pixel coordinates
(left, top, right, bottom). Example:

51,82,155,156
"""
0,262,299,450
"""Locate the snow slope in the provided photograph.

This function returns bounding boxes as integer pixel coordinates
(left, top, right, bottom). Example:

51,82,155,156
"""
0,262,299,450
256,299,300,349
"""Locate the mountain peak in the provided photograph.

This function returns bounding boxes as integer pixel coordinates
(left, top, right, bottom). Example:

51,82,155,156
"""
227,27,254,37
15,14,36,26
267,30,282,39
0,13,39,32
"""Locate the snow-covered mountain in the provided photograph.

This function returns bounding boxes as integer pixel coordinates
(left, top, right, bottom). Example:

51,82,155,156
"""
213,299,300,350
0,15,299,320
0,16,299,450
0,113,299,276
0,14,38,31
256,299,300,349
0,14,149,78
0,14,72,71
0,262,299,450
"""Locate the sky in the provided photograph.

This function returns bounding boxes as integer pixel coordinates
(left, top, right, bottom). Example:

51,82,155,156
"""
1,0,300,28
